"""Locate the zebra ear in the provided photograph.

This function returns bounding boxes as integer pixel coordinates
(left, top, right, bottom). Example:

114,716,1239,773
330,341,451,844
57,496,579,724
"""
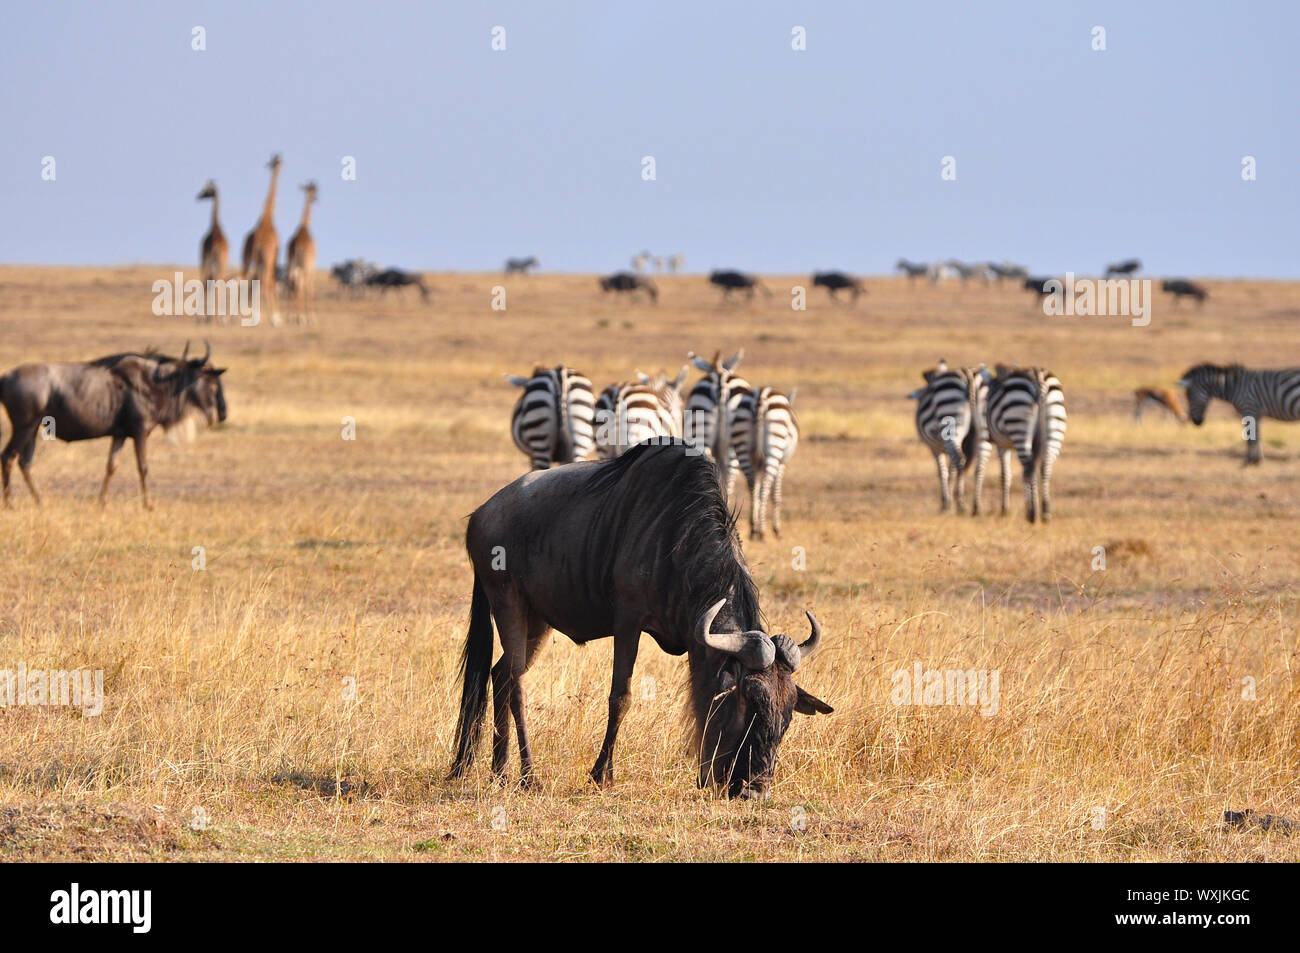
724,349,744,370
505,374,530,387
673,365,689,391
907,388,924,399
787,388,797,406
1176,378,1189,388
690,354,713,372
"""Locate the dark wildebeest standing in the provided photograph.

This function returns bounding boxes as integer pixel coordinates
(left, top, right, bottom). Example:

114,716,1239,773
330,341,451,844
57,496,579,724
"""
598,271,658,303
1162,278,1208,306
709,270,771,302
812,271,865,304
448,441,832,798
505,257,538,274
331,259,377,297
365,267,430,300
1105,258,1141,277
1024,275,1064,304
0,343,227,509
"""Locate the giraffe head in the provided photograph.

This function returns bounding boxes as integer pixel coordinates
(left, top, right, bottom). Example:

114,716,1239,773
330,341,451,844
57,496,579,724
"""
301,181,318,203
196,180,218,201
267,154,283,171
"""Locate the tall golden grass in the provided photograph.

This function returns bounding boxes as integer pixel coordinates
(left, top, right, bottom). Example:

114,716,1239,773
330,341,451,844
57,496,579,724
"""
0,266,1296,860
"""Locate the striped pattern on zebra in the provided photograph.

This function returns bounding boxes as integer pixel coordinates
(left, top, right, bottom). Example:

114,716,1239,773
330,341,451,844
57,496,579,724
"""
742,386,799,539
1178,363,1300,464
909,360,992,514
593,366,688,459
982,364,1066,522
683,350,753,502
506,365,596,470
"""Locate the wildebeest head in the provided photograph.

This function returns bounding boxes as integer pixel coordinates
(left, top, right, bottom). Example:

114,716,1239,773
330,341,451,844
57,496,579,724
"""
695,598,832,799
158,341,227,426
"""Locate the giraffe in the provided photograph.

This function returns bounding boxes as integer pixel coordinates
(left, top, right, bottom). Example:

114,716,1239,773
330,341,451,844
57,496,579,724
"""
196,180,228,283
242,154,282,325
285,181,318,324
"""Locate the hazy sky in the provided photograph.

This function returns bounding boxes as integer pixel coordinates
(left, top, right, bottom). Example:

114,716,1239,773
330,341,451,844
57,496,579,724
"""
3,1,1296,276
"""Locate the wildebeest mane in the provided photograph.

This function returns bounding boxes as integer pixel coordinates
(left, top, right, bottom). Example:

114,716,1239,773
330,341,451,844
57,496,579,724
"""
584,441,764,635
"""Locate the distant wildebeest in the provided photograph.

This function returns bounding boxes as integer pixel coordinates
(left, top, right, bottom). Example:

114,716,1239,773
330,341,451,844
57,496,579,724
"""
812,271,865,304
448,440,832,797
1106,259,1142,277
330,259,377,297
1162,279,1208,305
896,259,929,282
0,342,227,509
709,270,770,302
598,271,658,303
1178,363,1300,464
1133,386,1187,423
505,256,538,274
365,268,430,300
986,262,1028,284
1024,275,1064,303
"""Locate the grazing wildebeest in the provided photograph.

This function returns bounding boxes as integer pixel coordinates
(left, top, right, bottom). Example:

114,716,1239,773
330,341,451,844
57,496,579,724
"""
1024,275,1063,303
599,271,658,302
366,268,430,300
448,441,832,798
709,270,770,302
0,342,227,509
505,256,538,275
896,259,929,282
1162,278,1208,305
1105,258,1141,277
812,271,865,304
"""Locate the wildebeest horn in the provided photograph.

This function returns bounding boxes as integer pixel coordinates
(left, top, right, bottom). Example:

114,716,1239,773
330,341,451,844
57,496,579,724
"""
200,339,211,365
771,633,800,671
180,340,190,363
697,598,775,670
799,611,822,661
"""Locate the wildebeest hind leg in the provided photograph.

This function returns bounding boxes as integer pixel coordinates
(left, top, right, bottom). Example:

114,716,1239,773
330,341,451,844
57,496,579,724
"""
98,435,126,505
490,599,547,787
131,436,153,510
16,428,41,505
590,623,641,788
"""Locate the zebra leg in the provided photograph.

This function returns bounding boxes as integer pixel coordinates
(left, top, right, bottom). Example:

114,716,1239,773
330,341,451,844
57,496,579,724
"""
750,471,765,540
1040,451,1057,521
771,464,786,537
999,448,1012,515
1021,456,1038,523
947,444,966,513
971,440,990,516
1247,423,1262,465
935,452,952,512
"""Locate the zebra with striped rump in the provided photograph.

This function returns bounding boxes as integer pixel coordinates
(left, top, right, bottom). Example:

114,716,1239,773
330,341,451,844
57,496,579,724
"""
983,365,1066,522
594,366,688,459
506,365,596,470
909,360,992,514
742,386,799,540
683,350,753,502
1178,363,1300,464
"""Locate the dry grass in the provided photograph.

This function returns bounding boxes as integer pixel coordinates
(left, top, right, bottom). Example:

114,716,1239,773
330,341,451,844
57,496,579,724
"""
0,266,1297,861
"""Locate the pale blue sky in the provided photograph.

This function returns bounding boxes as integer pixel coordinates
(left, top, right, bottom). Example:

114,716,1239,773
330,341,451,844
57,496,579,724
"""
2,1,1296,276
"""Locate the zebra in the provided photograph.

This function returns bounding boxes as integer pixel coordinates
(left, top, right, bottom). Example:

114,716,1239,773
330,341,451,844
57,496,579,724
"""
742,386,799,540
593,366,687,459
909,360,992,514
506,366,596,470
982,365,1066,522
896,259,929,282
1178,363,1300,464
504,256,538,274
684,350,753,502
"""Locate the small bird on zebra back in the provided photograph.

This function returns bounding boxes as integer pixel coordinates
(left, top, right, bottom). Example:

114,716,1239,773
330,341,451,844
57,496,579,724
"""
683,350,753,503
1178,363,1300,465
505,365,596,470
909,359,992,515
740,385,799,540
982,364,1067,523
593,366,687,459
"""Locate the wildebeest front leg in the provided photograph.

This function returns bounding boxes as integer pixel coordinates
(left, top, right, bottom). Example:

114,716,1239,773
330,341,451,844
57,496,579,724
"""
131,435,153,510
99,435,126,505
15,428,41,505
590,627,640,788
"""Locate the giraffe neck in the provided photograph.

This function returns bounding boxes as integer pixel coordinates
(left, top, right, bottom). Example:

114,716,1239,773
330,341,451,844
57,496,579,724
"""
299,196,313,229
210,192,220,228
262,167,280,223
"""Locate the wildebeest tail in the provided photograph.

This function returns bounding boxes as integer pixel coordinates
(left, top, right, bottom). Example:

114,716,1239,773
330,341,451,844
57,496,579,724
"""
449,571,494,777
